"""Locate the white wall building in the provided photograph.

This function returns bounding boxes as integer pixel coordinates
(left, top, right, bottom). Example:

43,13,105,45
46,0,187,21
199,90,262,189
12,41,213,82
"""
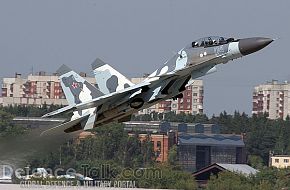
1,72,95,107
252,80,290,120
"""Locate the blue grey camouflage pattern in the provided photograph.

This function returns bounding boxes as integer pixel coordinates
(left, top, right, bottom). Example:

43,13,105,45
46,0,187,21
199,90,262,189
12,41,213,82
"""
42,36,273,135
92,58,134,94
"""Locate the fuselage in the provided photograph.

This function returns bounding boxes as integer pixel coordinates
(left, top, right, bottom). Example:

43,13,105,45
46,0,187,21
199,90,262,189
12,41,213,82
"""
91,36,273,126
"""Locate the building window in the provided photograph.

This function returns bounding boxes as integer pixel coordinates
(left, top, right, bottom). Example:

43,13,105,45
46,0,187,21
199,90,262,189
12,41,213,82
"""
275,159,279,163
284,159,289,163
157,141,161,149
172,104,177,108
187,99,190,103
194,99,198,103
193,93,197,96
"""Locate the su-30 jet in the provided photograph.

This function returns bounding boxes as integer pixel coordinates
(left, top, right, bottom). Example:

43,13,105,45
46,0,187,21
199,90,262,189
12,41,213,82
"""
41,36,273,135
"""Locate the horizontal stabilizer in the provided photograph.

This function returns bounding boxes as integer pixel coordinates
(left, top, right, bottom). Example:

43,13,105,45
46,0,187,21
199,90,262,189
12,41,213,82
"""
40,114,90,136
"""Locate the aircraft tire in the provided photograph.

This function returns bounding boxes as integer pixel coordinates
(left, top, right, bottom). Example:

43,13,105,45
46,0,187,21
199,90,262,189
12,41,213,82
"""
130,98,144,109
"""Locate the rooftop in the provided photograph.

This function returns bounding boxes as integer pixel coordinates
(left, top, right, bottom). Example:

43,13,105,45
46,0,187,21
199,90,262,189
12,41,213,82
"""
193,163,258,181
178,133,244,147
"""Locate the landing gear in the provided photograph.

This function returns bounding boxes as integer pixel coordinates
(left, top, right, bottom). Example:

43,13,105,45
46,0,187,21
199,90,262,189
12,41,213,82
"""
130,98,144,109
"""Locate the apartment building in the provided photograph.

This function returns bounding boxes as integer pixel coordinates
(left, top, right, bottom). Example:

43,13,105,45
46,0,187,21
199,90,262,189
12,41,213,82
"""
252,80,290,120
1,72,95,106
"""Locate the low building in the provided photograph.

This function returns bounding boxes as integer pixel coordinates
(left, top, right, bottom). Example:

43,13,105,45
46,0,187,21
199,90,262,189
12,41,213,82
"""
123,121,220,134
129,132,176,162
178,133,246,172
193,163,258,187
269,155,290,168
12,117,65,128
124,121,171,133
124,121,246,170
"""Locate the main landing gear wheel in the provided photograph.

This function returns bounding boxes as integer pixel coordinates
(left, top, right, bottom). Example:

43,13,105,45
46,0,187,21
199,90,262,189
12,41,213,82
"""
130,98,144,109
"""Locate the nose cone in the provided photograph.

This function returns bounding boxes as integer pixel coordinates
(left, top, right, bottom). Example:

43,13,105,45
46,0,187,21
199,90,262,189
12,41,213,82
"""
239,37,273,56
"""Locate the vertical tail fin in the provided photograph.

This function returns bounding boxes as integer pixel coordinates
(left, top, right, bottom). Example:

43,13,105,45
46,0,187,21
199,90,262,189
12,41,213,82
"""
57,64,104,106
91,58,134,94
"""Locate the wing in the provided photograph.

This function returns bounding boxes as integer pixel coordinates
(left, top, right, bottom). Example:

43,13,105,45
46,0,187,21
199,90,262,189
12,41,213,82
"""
40,114,90,136
43,55,223,118
42,104,75,118
42,73,177,118
42,81,151,117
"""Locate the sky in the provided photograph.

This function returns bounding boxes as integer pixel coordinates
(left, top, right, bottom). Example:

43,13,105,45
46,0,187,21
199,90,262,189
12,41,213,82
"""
0,0,289,116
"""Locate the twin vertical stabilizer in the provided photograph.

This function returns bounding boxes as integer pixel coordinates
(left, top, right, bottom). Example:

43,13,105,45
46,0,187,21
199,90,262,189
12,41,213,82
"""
92,58,134,94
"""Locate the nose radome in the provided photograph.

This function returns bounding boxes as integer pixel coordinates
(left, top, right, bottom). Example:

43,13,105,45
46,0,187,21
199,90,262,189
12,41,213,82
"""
238,37,273,56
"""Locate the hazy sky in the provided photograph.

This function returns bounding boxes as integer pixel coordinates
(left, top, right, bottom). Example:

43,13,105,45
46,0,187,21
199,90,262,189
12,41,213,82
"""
0,0,289,116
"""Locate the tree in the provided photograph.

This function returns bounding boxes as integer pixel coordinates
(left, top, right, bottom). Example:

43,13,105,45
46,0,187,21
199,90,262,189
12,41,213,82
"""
206,172,252,190
123,135,142,167
248,155,264,169
168,145,177,166
117,165,197,190
0,110,14,132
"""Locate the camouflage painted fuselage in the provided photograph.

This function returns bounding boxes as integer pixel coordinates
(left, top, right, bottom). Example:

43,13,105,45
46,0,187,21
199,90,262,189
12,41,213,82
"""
91,37,272,126
93,39,234,122
42,36,273,134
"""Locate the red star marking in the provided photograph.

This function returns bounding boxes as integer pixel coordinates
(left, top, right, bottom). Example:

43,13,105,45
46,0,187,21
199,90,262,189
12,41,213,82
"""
72,82,79,89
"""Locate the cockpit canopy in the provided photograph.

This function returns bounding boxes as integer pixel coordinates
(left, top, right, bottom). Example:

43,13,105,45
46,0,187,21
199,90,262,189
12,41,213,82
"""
191,36,236,48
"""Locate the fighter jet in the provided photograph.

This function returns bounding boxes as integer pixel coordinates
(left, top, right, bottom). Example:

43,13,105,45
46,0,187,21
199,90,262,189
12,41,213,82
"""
41,36,273,135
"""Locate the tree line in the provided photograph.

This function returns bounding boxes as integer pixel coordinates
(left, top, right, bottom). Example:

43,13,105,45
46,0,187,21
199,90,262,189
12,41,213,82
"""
1,105,290,188
27,123,197,189
2,105,290,165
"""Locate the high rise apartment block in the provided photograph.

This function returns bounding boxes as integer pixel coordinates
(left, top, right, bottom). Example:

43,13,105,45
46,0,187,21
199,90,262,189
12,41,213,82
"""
252,80,290,120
